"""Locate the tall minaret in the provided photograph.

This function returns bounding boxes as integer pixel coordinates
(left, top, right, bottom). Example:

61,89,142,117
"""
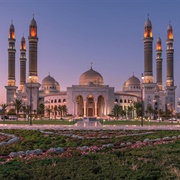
8,22,16,86
166,23,174,86
5,22,18,104
19,36,26,91
143,17,154,83
28,16,38,83
165,23,176,111
26,16,40,112
156,35,163,90
142,17,157,112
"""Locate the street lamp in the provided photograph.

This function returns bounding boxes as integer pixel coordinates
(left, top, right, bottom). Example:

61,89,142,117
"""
141,73,144,126
29,76,33,126
152,99,156,120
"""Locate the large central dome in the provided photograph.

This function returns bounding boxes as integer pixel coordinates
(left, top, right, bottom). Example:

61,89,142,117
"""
79,67,104,85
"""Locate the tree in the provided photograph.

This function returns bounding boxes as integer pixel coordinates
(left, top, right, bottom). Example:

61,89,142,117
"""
45,107,52,120
127,106,134,119
21,105,30,120
13,99,23,120
146,105,154,119
0,104,8,121
133,102,142,118
38,103,45,120
111,105,122,120
62,105,68,117
57,105,68,119
53,105,58,120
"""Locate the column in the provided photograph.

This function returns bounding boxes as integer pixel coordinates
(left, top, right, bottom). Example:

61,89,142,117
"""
95,100,97,117
83,101,86,117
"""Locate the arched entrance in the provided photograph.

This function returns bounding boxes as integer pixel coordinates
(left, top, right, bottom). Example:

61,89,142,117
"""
97,95,105,117
86,95,95,117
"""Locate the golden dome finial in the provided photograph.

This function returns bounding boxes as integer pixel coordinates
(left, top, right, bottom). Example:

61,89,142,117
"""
90,62,93,70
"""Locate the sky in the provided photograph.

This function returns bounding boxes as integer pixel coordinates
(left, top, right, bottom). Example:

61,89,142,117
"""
0,0,180,106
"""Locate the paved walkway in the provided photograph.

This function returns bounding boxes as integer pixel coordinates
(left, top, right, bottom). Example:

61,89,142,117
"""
0,124,179,130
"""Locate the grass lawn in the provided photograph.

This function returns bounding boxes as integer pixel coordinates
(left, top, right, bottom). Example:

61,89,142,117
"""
103,120,180,126
0,120,76,125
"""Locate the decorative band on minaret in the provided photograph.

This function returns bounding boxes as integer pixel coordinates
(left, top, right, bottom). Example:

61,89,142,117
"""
156,35,163,90
143,17,154,83
20,36,26,90
166,23,174,86
8,22,16,86
28,17,38,83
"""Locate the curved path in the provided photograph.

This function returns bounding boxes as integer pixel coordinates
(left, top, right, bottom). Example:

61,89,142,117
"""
0,124,179,130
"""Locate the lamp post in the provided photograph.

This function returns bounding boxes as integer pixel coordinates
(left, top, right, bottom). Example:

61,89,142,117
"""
48,99,51,120
152,99,156,120
29,76,33,126
141,73,144,126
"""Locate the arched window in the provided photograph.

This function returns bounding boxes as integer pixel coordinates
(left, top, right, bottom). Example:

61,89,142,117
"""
124,99,127,103
51,100,53,103
54,99,57,103
58,99,61,103
114,99,118,104
63,99,66,103
120,99,123,103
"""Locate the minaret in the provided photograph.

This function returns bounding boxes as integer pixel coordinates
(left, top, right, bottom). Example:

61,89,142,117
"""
156,35,163,90
166,23,174,86
8,22,16,86
26,16,40,112
5,22,18,104
165,23,176,111
28,16,38,83
143,17,154,83
142,17,157,113
19,36,26,91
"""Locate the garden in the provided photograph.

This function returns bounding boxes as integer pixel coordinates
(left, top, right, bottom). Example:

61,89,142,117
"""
0,129,180,179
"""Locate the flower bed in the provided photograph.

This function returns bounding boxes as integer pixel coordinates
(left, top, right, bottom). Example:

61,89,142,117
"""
0,129,180,179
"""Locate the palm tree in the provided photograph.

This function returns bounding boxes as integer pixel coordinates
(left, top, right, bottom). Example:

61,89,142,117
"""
46,107,52,120
57,105,63,119
38,103,45,120
133,102,142,118
0,103,8,121
127,106,134,119
13,99,23,120
146,105,154,119
111,105,122,120
21,105,30,121
62,105,68,117
53,105,58,120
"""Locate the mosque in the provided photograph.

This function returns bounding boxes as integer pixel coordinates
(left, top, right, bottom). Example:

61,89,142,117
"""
5,17,176,118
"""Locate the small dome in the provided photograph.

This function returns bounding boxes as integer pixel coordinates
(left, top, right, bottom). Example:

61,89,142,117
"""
79,67,104,85
144,18,152,27
30,17,37,27
123,75,140,87
41,75,60,91
10,23,14,30
42,75,56,85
